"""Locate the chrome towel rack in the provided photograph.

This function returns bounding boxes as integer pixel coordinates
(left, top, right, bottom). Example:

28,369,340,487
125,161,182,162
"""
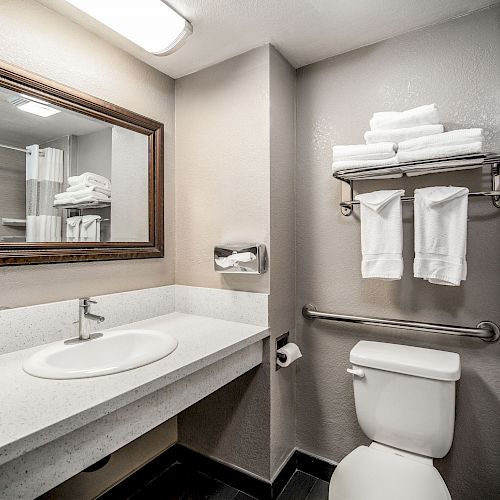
302,304,500,342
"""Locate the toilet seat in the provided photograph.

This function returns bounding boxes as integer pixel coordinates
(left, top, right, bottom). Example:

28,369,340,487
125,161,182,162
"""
329,445,451,500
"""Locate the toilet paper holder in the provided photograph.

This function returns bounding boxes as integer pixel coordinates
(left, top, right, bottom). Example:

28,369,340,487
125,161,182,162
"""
276,332,289,370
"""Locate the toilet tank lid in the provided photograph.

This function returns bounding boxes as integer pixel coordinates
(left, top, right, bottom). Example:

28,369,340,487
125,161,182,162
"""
350,341,460,381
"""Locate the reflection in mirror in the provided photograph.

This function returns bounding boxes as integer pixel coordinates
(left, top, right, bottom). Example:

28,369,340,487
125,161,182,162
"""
0,87,149,244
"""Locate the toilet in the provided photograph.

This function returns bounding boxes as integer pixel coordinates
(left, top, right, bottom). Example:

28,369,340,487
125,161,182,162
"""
329,341,461,500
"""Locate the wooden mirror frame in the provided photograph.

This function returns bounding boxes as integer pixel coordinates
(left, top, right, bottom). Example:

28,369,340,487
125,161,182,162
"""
0,60,163,266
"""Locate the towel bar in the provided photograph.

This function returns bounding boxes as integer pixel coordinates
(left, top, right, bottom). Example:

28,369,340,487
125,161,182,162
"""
302,304,500,342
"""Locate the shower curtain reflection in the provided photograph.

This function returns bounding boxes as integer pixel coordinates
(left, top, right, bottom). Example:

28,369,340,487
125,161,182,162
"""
26,145,64,242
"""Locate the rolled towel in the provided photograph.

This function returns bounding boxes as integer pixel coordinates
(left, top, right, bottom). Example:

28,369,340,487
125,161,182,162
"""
66,183,111,197
398,128,483,151
414,186,468,286
354,190,405,280
332,156,399,174
364,124,444,145
398,142,483,164
332,142,396,162
370,104,440,131
68,172,111,189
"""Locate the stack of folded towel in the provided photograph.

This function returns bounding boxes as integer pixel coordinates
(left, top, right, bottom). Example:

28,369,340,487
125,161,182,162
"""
54,172,111,207
365,104,444,145
332,142,398,173
397,128,484,164
332,103,485,175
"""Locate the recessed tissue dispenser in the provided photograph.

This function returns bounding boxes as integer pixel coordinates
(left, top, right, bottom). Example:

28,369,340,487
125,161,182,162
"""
214,244,267,274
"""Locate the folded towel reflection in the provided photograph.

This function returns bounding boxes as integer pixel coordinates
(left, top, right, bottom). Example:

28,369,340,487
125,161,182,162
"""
364,124,444,145
54,195,111,206
215,252,257,269
414,186,469,286
68,172,111,189
370,104,440,131
354,190,405,280
66,184,111,197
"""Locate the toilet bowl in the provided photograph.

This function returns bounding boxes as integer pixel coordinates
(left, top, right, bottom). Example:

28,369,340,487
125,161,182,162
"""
329,341,460,500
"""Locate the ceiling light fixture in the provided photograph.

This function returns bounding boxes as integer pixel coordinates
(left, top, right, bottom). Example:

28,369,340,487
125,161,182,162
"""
64,0,192,56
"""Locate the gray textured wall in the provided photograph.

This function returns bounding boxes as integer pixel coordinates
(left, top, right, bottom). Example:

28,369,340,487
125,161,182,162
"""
296,6,500,500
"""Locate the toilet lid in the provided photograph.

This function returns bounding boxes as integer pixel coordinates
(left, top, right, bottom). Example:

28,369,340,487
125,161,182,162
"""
329,446,451,500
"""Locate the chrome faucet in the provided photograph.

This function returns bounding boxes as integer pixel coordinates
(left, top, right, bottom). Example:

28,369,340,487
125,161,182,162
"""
78,297,105,341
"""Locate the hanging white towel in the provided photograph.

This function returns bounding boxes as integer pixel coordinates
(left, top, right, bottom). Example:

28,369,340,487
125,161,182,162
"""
332,142,396,162
354,190,405,280
370,104,440,131
80,215,101,242
364,124,444,145
414,186,469,286
66,216,82,242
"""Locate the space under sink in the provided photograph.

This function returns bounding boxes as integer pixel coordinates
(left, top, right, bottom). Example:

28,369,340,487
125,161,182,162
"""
23,329,178,380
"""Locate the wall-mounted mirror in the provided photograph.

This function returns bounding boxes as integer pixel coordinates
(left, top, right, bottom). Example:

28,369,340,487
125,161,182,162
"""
0,60,163,265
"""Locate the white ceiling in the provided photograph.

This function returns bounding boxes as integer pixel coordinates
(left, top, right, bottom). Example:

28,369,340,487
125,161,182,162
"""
38,0,499,79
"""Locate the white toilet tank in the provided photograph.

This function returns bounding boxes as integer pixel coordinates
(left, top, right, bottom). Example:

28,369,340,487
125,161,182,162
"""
349,341,461,458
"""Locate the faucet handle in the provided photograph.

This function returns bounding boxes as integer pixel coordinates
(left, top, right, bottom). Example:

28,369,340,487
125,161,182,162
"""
79,297,97,307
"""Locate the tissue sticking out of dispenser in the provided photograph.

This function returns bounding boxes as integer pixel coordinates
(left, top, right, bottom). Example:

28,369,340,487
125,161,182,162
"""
214,244,267,274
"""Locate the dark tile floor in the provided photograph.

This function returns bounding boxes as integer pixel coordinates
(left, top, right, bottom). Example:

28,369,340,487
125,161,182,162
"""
129,463,328,500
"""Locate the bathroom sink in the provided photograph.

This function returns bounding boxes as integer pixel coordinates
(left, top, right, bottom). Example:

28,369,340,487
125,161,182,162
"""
23,329,178,379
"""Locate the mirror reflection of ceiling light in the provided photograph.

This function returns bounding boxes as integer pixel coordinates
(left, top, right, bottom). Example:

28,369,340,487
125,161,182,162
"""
17,101,61,118
64,0,193,56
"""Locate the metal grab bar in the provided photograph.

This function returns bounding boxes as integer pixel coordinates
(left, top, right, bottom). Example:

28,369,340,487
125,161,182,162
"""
302,304,500,342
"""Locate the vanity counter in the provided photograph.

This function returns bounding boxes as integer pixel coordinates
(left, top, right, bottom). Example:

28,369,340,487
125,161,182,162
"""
0,312,269,467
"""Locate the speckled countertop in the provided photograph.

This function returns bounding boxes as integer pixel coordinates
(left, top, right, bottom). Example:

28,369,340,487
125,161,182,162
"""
0,312,269,466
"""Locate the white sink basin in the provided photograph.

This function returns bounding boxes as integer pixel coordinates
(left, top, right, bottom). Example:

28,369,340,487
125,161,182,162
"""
23,329,178,379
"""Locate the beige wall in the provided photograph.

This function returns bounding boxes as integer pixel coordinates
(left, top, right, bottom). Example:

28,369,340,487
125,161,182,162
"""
268,46,296,477
0,0,175,308
175,46,270,294
177,45,297,481
296,7,500,500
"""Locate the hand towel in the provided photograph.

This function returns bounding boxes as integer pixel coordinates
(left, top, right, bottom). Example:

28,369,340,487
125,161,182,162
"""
354,189,405,280
66,216,82,242
332,142,396,161
66,184,111,197
414,186,469,286
68,172,111,189
398,142,483,163
80,215,101,242
370,104,440,131
398,128,483,151
364,124,444,144
332,156,399,174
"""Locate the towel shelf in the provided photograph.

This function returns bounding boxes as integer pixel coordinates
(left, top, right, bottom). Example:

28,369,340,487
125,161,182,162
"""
302,304,500,342
335,153,500,215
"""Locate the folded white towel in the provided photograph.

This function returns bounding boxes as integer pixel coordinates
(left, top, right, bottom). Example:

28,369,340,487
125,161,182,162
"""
332,142,396,161
332,156,399,174
370,104,440,131
354,190,405,280
54,195,111,206
364,124,444,145
66,184,111,197
398,142,483,163
68,172,111,189
80,215,101,242
66,216,81,242
398,128,483,151
414,186,469,286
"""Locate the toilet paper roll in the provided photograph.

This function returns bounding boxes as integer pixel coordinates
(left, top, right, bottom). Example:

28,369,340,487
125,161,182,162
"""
276,343,302,368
